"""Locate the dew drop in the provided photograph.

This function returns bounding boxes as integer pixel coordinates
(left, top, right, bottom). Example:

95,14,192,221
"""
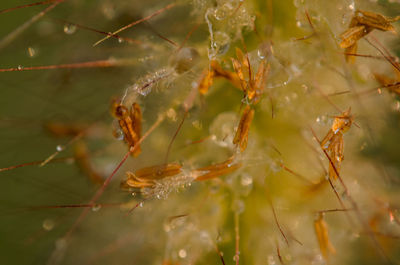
257,49,266,59
241,174,253,186
139,202,144,207
42,219,55,231
178,249,187,258
56,145,64,152
17,65,23,70
56,144,64,152
212,31,231,56
63,24,77,35
91,204,101,212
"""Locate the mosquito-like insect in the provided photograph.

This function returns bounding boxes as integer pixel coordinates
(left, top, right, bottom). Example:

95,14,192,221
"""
340,10,400,62
233,105,255,152
374,72,400,96
111,100,142,157
314,213,336,260
122,163,182,189
231,47,269,104
193,157,242,181
320,108,353,180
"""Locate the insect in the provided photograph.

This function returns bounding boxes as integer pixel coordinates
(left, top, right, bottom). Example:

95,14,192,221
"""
231,47,269,105
111,100,142,157
194,157,242,181
197,60,243,95
314,213,336,260
233,105,255,152
374,72,400,96
122,163,183,189
340,10,400,62
320,108,353,181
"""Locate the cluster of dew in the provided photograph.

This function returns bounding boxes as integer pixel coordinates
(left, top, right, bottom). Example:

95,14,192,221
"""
1,0,400,264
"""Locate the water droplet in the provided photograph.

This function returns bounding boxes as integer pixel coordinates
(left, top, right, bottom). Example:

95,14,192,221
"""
131,192,136,197
166,108,177,121
139,202,144,207
118,38,123,43
42,219,55,231
316,115,327,124
56,145,64,152
63,24,77,35
348,3,355,10
192,120,202,130
209,112,237,148
212,31,231,56
257,49,266,59
17,65,23,70
178,249,187,258
241,174,253,186
91,204,101,212
360,142,367,151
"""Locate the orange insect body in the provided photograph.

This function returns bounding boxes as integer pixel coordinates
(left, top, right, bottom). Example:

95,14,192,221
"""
194,157,242,181
233,105,255,152
111,100,142,157
320,108,353,180
232,48,269,104
123,163,182,189
314,213,336,260
340,10,400,62
374,72,400,95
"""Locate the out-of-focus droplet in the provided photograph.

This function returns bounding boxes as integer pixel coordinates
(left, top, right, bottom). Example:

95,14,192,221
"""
209,112,237,148
42,219,55,231
192,120,202,130
56,145,64,152
166,108,177,121
178,249,187,258
91,204,101,212
17,65,23,70
63,24,77,35
172,47,199,74
212,31,231,56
